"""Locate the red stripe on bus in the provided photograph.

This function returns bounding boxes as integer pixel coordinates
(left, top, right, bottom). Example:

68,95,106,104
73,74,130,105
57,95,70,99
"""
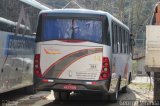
59,40,86,43
42,48,102,76
57,52,101,78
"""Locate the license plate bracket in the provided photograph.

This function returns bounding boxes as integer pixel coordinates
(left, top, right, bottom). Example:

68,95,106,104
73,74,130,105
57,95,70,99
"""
64,84,77,90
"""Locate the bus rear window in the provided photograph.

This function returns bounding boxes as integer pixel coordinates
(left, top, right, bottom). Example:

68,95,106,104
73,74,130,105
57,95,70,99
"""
40,18,102,43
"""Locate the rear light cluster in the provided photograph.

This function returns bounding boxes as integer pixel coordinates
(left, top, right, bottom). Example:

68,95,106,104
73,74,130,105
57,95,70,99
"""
99,57,110,80
34,54,42,78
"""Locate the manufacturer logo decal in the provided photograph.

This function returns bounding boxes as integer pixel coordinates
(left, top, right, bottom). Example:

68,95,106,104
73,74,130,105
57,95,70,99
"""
44,48,62,54
94,55,101,61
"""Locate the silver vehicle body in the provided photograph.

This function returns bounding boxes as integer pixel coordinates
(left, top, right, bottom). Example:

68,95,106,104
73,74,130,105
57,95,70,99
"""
0,28,35,93
35,9,132,95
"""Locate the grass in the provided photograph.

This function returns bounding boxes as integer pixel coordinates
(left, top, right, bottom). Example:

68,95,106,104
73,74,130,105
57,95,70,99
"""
130,82,153,91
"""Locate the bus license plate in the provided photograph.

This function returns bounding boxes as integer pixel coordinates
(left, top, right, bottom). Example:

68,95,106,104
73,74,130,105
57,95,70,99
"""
64,84,77,90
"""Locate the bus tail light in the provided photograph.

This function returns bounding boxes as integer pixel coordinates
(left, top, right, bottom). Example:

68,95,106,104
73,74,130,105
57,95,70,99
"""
99,57,110,80
42,79,54,83
34,54,42,78
86,81,97,85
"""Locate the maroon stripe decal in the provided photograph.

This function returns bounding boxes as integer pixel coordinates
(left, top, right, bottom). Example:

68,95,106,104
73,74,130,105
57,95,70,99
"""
57,51,101,78
59,40,86,43
42,48,102,76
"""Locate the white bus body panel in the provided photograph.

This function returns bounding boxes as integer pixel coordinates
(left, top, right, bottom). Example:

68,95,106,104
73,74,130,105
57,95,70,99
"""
36,40,111,81
112,54,131,78
111,54,132,90
0,31,35,93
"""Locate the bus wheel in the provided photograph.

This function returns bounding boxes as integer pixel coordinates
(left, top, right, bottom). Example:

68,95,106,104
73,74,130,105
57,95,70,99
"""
109,90,118,102
121,86,127,93
109,76,120,102
60,92,70,100
25,85,36,94
128,72,132,84
54,91,61,101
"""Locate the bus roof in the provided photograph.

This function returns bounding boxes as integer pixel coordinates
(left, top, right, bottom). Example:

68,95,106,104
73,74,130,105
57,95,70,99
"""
0,17,16,26
0,17,30,30
40,9,129,30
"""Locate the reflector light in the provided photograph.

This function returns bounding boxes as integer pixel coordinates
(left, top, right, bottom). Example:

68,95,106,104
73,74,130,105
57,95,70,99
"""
91,82,97,85
42,79,48,83
42,79,54,83
99,57,111,80
101,73,107,78
34,54,42,78
86,82,97,85
35,60,39,63
103,67,108,71
35,64,39,68
103,62,108,66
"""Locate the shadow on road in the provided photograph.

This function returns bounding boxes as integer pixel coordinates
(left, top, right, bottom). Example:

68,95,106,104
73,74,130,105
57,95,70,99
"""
118,87,137,101
0,87,138,106
44,100,109,106
43,87,137,106
0,88,26,102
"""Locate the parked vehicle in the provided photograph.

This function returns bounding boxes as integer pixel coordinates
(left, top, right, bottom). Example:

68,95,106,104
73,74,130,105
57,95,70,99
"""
0,17,35,94
35,9,132,101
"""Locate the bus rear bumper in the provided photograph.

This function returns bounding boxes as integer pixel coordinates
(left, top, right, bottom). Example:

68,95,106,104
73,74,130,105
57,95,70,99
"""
36,78,110,94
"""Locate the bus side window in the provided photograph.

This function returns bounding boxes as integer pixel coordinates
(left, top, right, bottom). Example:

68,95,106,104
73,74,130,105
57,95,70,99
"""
115,24,118,53
118,26,121,53
112,22,115,53
124,31,126,53
121,29,124,53
124,31,128,54
129,32,132,53
119,27,123,53
127,32,130,54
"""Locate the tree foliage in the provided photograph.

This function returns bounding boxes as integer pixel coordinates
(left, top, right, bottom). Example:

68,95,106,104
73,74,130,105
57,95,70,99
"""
38,0,158,37
0,0,158,35
0,0,40,33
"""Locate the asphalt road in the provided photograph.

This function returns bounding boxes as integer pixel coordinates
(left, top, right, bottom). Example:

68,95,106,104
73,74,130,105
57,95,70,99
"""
0,87,140,106
0,76,155,106
0,82,154,106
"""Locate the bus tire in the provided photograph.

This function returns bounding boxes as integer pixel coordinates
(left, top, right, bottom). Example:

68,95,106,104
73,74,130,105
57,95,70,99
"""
128,72,132,84
109,76,121,102
60,92,70,101
121,86,127,93
54,91,61,101
109,90,118,103
25,85,36,94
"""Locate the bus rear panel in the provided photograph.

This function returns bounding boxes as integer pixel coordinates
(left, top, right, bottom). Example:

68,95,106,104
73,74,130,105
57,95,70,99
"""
35,11,111,93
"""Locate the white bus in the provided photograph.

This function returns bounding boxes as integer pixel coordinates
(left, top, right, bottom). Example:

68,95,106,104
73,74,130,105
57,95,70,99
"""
35,9,132,101
0,17,35,94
